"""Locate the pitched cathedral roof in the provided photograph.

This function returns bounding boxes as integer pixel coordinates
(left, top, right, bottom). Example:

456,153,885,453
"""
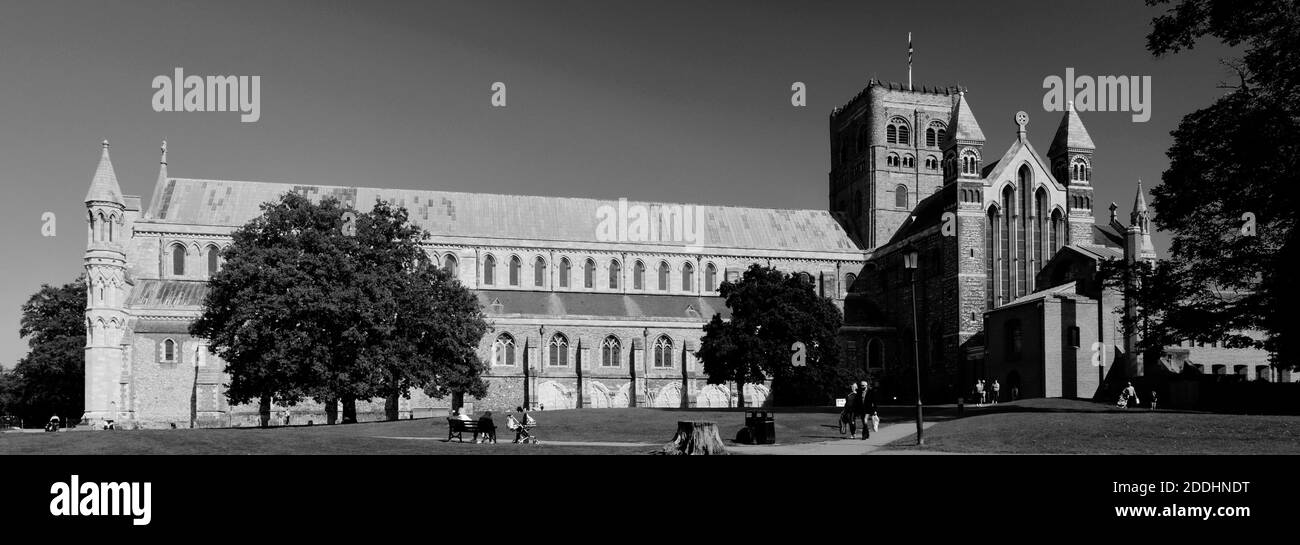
143,178,862,253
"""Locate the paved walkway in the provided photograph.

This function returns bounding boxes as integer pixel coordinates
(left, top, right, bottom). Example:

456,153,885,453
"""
728,422,940,455
373,436,656,448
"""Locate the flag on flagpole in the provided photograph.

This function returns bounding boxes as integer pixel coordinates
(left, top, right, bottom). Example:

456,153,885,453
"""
908,32,913,90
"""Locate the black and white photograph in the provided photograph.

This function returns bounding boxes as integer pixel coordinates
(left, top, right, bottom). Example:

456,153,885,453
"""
0,0,1294,530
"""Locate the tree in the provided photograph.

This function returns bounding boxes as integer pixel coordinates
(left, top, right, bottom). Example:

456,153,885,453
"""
1125,0,1300,368
191,193,487,426
352,200,488,420
2,277,87,426
696,265,845,407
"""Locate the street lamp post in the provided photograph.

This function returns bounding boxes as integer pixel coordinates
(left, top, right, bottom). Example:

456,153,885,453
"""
903,248,924,446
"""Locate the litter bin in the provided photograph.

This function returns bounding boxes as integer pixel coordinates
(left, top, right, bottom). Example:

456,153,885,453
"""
745,410,775,444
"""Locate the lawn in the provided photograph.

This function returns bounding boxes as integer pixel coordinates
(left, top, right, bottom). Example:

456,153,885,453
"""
883,398,1300,454
0,407,866,455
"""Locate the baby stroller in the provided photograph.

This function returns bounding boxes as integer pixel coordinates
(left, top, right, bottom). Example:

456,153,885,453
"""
507,414,538,444
44,416,60,432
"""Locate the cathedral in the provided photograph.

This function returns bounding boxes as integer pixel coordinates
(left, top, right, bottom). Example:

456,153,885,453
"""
80,77,1269,429
831,80,1151,403
81,141,865,427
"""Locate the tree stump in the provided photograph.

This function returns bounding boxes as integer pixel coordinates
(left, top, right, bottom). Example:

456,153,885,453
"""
658,421,728,455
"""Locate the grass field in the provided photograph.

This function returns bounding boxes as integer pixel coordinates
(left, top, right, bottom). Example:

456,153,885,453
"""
883,398,1300,454
8,399,1296,454
0,407,868,455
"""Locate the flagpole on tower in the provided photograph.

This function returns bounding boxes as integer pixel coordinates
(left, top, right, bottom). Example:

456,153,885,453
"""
908,32,913,91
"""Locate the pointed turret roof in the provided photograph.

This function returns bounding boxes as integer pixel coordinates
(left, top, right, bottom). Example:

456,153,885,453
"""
1048,101,1095,158
85,140,124,205
943,91,984,147
146,140,170,217
1133,178,1148,214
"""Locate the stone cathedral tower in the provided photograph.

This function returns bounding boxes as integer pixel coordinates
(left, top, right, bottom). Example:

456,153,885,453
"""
1047,101,1097,246
82,140,129,426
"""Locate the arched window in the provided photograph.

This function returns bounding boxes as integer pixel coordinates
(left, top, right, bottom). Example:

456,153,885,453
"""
653,335,673,368
658,261,669,291
867,338,883,369
925,156,938,170
1050,208,1063,255
107,215,115,242
927,121,946,147
937,128,947,144
887,153,900,168
534,257,546,287
895,184,909,209
845,272,857,292
171,243,186,276
634,260,645,290
1070,157,1090,182
444,254,458,277
902,155,915,169
961,150,979,175
97,212,107,242
1035,188,1049,269
163,338,176,362
492,333,516,366
705,263,717,292
206,245,220,276
548,333,569,366
1004,319,1023,361
1001,186,1013,303
986,206,997,309
583,258,596,289
601,336,620,367
609,259,621,289
887,117,910,145
559,258,571,288
483,255,496,285
681,262,694,291
1017,166,1032,297
509,255,521,286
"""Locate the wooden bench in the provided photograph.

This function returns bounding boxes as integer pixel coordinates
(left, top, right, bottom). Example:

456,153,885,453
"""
445,417,495,443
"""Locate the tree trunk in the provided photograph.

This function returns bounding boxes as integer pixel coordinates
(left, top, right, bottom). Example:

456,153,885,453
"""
341,396,357,424
658,421,727,455
736,380,746,408
384,390,400,421
325,398,338,425
451,391,464,412
258,394,271,428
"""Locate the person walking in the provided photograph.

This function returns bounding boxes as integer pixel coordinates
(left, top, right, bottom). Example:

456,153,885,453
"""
975,380,986,407
844,383,861,439
839,383,858,438
859,381,877,439
991,380,1001,404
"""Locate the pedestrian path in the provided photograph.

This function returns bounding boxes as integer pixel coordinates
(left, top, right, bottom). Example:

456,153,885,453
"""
727,422,939,455
372,436,655,448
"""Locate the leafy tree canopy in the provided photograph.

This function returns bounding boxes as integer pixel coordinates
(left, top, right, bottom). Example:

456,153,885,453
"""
1114,0,1300,367
190,193,487,422
696,265,846,406
1,276,87,424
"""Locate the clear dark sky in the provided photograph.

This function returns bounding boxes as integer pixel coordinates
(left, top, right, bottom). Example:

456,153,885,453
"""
0,0,1233,366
